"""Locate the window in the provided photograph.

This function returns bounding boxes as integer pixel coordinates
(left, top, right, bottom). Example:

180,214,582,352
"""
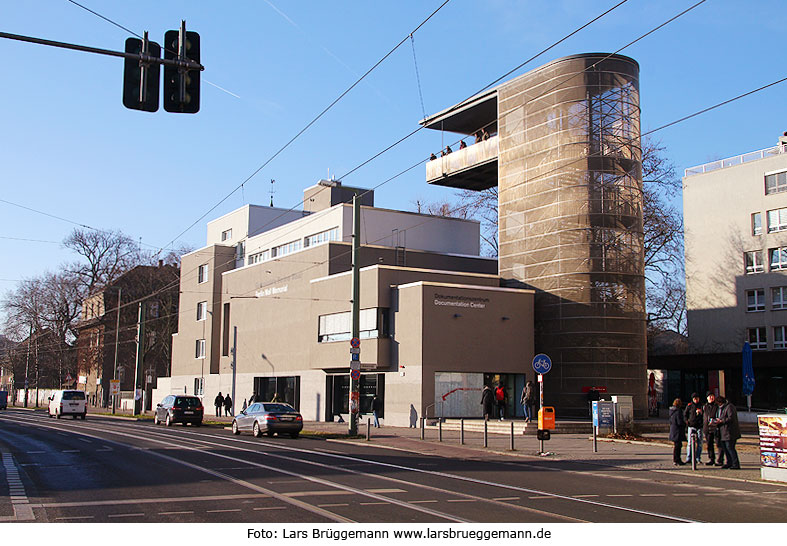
195,339,206,359
748,327,767,350
746,289,765,312
236,241,245,262
771,247,787,271
752,212,762,235
198,264,209,284
745,251,764,274
304,227,339,248
221,228,232,241
197,301,207,321
271,240,301,258
194,377,204,396
765,171,787,194
773,287,787,310
318,308,388,342
775,327,787,349
768,208,787,233
247,250,269,265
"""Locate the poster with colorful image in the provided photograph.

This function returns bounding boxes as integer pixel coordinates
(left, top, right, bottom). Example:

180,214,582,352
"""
759,415,787,468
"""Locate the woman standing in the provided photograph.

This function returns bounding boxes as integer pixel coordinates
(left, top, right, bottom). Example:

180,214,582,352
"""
669,398,687,466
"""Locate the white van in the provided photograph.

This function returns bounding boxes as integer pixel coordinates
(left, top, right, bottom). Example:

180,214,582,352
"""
48,390,87,419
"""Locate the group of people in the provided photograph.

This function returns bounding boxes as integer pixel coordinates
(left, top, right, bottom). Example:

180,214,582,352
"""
669,391,741,469
428,129,491,161
213,392,233,417
481,380,536,422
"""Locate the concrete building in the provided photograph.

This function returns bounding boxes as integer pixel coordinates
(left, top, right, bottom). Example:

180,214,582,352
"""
678,134,787,408
422,53,647,417
159,181,535,426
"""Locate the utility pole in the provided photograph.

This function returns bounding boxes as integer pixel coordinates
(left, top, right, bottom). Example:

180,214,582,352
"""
133,302,146,415
112,287,122,414
23,324,31,408
349,193,361,436
231,326,237,416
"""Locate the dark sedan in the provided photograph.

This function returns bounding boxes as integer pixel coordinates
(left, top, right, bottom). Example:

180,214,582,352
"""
154,395,204,426
231,402,303,438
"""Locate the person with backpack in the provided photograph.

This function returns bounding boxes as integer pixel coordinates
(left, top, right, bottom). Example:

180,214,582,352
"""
684,392,704,464
495,383,507,420
521,381,535,422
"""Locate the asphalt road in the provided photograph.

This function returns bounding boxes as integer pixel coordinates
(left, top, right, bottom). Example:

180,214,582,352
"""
1,408,786,523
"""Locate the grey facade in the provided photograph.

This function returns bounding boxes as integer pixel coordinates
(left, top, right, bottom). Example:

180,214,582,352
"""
423,54,647,417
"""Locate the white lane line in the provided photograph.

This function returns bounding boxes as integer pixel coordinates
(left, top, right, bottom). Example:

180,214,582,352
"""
607,494,633,498
107,513,145,518
31,493,268,508
573,495,599,498
253,507,287,511
640,494,666,497
62,450,79,453
446,499,476,503
159,511,194,516
55,516,94,521
493,497,520,501
673,493,697,497
206,509,241,513
77,438,92,443
0,452,34,522
285,490,352,498
410,500,438,504
528,496,553,499
318,503,349,508
360,502,389,506
26,451,45,454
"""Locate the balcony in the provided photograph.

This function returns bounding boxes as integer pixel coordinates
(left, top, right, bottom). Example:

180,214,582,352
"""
426,136,498,191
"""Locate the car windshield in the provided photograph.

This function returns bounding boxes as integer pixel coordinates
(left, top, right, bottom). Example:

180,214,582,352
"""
174,397,201,408
262,403,295,413
62,391,85,400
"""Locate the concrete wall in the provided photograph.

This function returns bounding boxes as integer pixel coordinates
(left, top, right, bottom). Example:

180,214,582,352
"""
206,205,307,246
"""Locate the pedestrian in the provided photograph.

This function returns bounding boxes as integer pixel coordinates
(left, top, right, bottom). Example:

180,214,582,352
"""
223,393,233,417
481,385,495,421
249,392,257,404
271,392,280,403
371,395,382,428
669,398,687,466
521,380,535,422
214,392,224,417
459,140,467,149
242,398,247,412
684,392,704,464
703,392,724,466
495,383,507,420
714,396,741,469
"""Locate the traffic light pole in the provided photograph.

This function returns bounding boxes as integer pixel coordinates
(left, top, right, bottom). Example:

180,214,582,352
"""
349,194,361,436
133,302,146,416
0,31,203,71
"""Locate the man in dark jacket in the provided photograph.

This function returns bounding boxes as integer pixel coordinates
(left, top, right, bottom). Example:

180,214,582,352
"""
214,392,224,417
223,393,233,417
481,385,494,421
715,396,741,469
684,392,704,464
703,392,724,466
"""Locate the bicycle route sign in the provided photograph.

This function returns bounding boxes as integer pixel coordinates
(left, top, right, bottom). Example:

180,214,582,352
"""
532,353,552,375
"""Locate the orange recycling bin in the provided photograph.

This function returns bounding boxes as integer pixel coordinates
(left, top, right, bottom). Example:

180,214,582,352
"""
538,406,555,430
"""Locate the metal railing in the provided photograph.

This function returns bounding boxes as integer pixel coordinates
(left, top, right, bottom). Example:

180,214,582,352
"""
684,144,787,177
426,136,499,182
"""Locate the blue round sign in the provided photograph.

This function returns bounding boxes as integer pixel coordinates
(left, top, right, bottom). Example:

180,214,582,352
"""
532,353,552,374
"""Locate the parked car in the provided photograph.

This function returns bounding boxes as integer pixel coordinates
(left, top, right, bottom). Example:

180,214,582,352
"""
231,402,303,438
48,390,87,419
154,395,204,426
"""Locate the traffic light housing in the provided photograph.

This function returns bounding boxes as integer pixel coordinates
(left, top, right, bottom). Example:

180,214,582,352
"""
122,38,161,112
163,30,200,113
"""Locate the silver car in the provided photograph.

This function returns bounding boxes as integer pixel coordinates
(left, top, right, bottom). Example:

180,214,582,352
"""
231,402,303,438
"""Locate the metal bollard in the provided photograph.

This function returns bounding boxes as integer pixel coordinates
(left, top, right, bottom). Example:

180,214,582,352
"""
510,421,515,451
460,419,464,445
420,417,425,440
593,425,598,453
438,419,443,442
483,419,488,448
366,418,371,441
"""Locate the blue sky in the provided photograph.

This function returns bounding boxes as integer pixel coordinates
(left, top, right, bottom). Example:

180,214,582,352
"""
1,0,786,292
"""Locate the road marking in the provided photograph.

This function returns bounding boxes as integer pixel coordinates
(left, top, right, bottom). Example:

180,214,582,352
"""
673,493,697,497
0,452,34,522
318,503,349,508
96,447,113,452
159,511,194,515
55,516,94,521
360,502,389,506
107,513,145,518
30,493,269,508
640,494,666,497
77,438,92,443
607,494,633,497
446,499,475,503
528,496,553,499
493,497,520,501
62,450,80,453
410,500,438,504
366,488,406,494
573,495,599,498
285,490,352,498
26,451,45,454
253,506,287,511
206,509,241,513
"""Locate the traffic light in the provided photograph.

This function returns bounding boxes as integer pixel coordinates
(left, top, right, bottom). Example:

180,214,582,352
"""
122,37,161,112
163,29,200,113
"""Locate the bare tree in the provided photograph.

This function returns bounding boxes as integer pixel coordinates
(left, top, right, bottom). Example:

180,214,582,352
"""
63,229,140,294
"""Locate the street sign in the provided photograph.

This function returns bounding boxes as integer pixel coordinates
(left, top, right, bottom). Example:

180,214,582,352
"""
532,353,552,374
110,380,120,396
537,374,543,383
351,353,359,361
350,337,360,348
350,361,361,371
351,369,360,380
592,400,614,428
350,347,360,354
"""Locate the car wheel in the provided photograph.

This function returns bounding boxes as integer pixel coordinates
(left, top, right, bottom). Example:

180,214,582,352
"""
165,414,172,427
253,422,262,438
80,414,86,420
232,420,240,435
194,421,201,427
290,432,299,439
266,430,274,437
154,413,160,425
72,414,77,420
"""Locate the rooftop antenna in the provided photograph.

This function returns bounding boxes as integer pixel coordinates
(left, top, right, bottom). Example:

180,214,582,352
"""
269,179,275,207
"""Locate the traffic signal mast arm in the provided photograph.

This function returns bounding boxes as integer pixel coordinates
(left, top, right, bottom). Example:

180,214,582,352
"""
0,31,204,72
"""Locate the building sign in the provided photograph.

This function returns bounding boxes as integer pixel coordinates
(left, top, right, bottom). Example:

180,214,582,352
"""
433,293,489,309
255,284,288,298
759,414,787,469
592,401,614,428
